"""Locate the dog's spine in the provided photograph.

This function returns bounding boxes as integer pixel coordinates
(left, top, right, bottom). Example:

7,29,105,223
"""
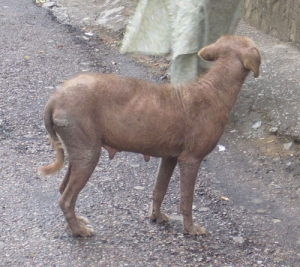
38,100,65,176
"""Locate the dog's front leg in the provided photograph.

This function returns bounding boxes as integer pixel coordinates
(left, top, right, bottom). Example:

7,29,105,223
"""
178,157,206,236
149,157,177,223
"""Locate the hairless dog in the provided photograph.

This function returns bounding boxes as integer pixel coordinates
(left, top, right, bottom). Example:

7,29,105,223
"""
39,36,261,237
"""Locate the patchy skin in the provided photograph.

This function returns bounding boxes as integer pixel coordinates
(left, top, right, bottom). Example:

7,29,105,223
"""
39,36,261,237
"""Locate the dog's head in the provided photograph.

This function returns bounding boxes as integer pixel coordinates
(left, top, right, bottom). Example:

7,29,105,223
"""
198,36,261,78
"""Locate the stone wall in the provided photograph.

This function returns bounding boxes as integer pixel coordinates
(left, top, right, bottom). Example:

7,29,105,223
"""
243,0,300,47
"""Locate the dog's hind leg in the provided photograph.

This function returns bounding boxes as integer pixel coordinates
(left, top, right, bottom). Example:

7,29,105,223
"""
58,147,101,237
149,157,177,223
59,164,71,194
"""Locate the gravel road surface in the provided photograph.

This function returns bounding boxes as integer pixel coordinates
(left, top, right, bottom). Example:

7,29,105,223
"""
1,1,300,266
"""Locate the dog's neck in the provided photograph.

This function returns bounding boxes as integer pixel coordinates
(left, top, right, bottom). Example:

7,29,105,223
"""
198,57,250,112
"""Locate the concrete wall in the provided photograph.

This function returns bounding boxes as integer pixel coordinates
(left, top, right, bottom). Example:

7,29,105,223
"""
243,0,300,47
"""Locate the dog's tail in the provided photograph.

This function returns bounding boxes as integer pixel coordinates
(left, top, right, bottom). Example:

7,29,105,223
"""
38,99,65,176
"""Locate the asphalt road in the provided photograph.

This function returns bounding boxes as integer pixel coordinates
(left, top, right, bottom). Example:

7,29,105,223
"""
1,1,300,266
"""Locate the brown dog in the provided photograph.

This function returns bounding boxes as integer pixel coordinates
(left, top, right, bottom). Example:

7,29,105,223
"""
39,36,261,237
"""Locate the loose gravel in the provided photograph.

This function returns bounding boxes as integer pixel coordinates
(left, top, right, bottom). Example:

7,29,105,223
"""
1,1,300,266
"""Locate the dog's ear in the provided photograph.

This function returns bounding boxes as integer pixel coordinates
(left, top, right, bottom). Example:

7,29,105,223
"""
242,47,261,78
198,43,219,62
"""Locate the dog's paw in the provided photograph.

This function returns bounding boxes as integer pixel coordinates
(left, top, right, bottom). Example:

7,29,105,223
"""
72,224,95,237
76,215,90,225
183,224,206,236
149,212,169,224
69,216,95,237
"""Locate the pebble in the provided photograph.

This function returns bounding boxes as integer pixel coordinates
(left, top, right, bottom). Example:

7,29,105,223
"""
42,2,56,8
233,236,244,244
269,127,278,134
217,145,226,152
134,186,144,190
80,62,90,66
274,257,284,262
283,142,293,150
168,214,183,222
252,121,262,129
130,164,140,168
198,207,209,212
84,32,94,37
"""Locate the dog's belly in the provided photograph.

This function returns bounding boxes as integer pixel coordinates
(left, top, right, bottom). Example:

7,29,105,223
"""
100,107,186,159
102,134,183,160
